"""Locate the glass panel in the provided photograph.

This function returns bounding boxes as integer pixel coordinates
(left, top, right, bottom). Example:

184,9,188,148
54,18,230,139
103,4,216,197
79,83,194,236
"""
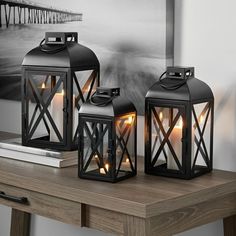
192,102,211,170
73,70,99,141
82,120,111,176
115,113,136,177
27,73,64,143
151,106,183,171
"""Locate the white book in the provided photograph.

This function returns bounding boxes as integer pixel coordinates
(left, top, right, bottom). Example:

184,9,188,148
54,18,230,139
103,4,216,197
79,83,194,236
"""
0,137,76,159
0,148,78,168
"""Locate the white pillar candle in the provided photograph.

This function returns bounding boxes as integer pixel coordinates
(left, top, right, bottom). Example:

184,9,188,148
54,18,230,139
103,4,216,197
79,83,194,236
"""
100,168,106,174
50,90,64,142
167,120,183,170
167,119,195,170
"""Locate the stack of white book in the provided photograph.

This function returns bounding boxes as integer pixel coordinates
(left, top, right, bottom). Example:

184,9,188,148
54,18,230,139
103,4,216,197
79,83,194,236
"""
0,137,78,168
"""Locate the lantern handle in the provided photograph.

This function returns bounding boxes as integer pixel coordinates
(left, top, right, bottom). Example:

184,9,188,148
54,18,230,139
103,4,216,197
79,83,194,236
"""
90,88,119,107
159,70,191,90
39,36,72,54
90,97,114,107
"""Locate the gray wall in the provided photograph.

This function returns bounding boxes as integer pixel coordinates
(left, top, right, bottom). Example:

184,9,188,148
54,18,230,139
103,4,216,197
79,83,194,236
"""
0,0,236,235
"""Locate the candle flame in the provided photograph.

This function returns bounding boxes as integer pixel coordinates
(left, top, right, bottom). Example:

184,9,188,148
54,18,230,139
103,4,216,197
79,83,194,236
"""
125,158,129,163
200,115,204,124
61,89,65,96
105,163,109,171
159,112,163,121
125,116,133,125
42,82,46,89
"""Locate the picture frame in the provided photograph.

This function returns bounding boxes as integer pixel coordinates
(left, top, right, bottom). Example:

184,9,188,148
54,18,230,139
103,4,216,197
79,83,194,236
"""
0,0,174,115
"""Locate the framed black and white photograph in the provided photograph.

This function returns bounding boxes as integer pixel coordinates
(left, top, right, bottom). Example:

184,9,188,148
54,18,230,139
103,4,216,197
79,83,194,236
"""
0,0,174,114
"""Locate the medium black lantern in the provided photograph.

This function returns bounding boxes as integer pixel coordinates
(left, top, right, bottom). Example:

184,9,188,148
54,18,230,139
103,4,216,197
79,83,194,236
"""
145,67,214,179
22,32,99,150
78,87,137,182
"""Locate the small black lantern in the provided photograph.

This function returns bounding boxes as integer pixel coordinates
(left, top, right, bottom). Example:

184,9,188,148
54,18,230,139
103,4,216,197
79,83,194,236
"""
22,32,99,150
145,67,214,179
78,87,137,182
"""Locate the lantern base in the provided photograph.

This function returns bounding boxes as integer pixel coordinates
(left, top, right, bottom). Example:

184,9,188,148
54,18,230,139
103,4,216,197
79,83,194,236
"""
145,163,212,179
79,170,136,183
22,135,78,151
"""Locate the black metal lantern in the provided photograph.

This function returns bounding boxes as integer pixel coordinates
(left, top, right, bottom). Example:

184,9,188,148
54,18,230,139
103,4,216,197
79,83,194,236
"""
78,87,137,182
145,67,214,179
22,32,99,150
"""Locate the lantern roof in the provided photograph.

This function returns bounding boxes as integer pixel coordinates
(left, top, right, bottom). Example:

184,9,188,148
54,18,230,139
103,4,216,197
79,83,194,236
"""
22,32,99,70
79,87,136,118
146,67,214,102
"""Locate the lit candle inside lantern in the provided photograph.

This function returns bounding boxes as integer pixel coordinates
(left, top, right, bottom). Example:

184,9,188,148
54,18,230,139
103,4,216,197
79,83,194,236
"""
105,163,109,171
121,157,131,170
200,115,204,124
122,157,130,166
159,111,163,121
167,119,183,170
100,163,109,174
50,89,65,142
42,82,46,89
100,168,106,174
124,115,133,125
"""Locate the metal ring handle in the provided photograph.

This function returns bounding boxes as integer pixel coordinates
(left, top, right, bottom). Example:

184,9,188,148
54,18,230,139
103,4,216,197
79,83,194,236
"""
39,38,68,54
90,93,115,107
159,70,190,90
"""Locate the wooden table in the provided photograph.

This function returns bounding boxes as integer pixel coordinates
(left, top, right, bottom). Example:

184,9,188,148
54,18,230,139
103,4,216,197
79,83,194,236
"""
0,132,235,236
0,158,235,236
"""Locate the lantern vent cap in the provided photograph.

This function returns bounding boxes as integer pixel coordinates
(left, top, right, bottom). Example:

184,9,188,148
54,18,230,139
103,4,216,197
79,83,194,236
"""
79,87,136,117
146,66,214,102
22,32,99,69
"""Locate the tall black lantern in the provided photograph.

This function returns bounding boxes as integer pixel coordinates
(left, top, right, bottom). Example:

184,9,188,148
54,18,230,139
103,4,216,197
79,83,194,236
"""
78,87,137,182
22,32,99,150
145,67,214,179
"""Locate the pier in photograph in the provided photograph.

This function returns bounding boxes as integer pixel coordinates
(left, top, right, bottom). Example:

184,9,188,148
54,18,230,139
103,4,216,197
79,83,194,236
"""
0,0,82,27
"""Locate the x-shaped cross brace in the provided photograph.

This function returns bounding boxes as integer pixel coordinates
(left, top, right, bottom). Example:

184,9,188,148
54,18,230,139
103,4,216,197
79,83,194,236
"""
28,75,50,135
192,103,211,169
151,108,168,162
28,77,64,142
116,120,135,176
151,108,183,172
83,122,102,165
82,122,109,173
72,71,98,141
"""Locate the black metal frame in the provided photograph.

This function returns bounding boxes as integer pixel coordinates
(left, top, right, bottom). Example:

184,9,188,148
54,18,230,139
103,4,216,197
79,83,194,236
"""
22,65,99,151
145,98,214,179
191,99,214,177
115,116,136,178
78,114,137,183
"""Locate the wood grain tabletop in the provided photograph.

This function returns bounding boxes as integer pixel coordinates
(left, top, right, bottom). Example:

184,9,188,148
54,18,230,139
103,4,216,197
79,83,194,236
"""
0,132,235,219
